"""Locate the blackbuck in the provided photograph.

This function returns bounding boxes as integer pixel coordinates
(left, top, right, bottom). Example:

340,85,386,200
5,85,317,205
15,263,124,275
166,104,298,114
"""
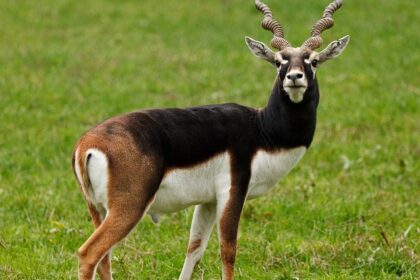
72,0,350,279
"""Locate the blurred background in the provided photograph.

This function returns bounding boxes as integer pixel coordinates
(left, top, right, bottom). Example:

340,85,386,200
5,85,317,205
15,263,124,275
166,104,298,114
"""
0,0,418,278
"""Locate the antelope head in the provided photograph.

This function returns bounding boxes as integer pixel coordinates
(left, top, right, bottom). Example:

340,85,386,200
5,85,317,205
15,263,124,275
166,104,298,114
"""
246,0,350,103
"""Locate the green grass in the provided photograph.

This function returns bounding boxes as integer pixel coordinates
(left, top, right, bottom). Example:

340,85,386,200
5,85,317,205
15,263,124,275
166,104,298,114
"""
0,0,419,279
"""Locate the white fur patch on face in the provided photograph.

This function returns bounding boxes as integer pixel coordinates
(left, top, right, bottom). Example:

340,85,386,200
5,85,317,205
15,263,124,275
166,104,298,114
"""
286,88,306,103
274,53,289,69
276,59,289,73
305,52,319,79
283,69,307,103
279,56,289,65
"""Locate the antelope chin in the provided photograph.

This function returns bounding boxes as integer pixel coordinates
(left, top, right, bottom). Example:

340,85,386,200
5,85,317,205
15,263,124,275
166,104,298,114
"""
284,86,306,103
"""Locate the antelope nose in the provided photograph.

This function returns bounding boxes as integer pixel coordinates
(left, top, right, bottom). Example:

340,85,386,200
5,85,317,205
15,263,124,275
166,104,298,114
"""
286,72,304,81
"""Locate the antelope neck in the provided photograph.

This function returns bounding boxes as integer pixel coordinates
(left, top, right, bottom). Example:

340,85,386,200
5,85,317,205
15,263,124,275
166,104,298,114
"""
257,77,319,150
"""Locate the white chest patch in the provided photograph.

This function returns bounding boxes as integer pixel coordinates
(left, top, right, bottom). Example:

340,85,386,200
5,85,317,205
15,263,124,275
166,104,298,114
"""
148,146,306,216
247,147,306,198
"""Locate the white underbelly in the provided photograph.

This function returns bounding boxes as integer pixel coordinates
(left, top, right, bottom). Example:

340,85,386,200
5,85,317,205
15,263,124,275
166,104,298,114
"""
247,147,306,198
148,147,306,215
148,153,230,214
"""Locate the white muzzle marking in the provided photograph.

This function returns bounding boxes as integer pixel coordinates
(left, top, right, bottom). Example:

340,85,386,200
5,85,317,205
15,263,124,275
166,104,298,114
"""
283,69,307,103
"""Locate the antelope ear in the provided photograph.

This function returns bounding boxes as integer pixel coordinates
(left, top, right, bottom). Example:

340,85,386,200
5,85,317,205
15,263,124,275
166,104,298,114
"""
245,36,276,65
318,35,350,64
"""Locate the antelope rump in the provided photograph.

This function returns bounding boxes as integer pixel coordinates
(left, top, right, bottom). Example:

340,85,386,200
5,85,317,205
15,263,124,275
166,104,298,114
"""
72,0,350,279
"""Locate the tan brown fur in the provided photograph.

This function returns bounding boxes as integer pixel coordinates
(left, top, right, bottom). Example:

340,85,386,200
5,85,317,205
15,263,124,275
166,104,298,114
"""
74,121,163,280
218,183,249,280
86,203,112,280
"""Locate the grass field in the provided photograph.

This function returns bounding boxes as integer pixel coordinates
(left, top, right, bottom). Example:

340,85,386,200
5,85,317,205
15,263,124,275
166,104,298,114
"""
0,0,419,279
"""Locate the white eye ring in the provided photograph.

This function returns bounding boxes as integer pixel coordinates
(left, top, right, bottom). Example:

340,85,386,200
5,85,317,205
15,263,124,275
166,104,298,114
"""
305,58,319,68
275,60,288,68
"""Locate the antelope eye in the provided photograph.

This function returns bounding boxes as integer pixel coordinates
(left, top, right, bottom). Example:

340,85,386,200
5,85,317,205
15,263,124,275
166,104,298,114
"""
311,59,318,67
275,61,281,67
